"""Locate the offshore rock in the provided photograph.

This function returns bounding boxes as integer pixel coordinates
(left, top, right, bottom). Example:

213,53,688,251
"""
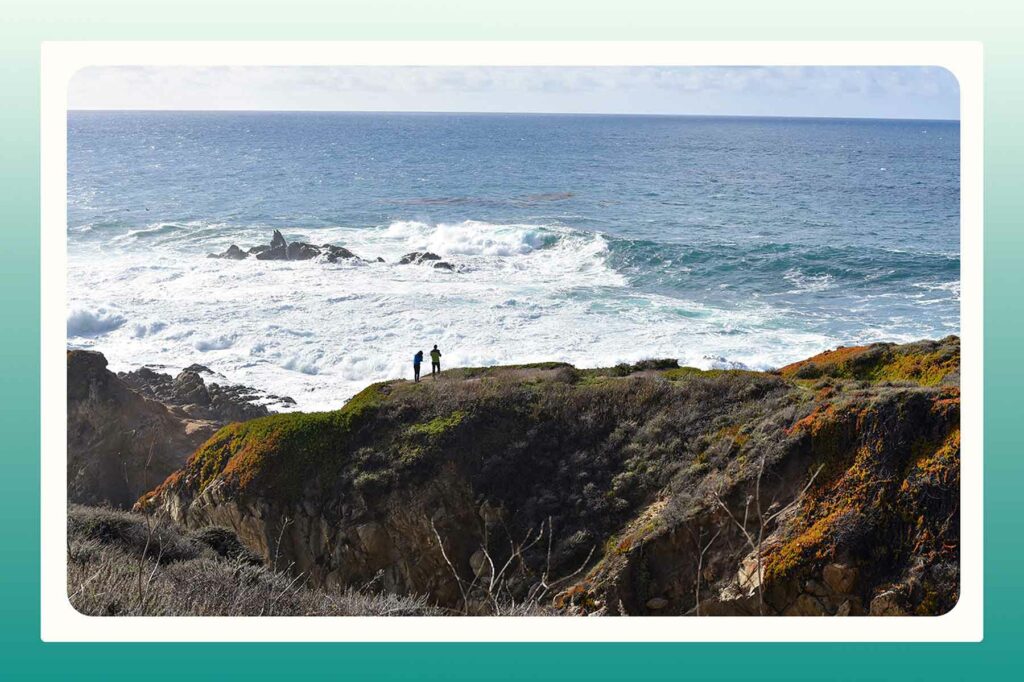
398,251,442,265
207,244,247,260
211,230,362,262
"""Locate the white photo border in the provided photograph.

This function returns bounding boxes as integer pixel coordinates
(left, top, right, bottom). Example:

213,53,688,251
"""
41,41,983,642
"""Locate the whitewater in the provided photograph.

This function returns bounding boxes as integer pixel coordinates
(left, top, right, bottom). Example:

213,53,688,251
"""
67,112,960,410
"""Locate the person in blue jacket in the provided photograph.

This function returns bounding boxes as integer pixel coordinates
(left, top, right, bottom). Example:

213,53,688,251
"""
413,350,424,382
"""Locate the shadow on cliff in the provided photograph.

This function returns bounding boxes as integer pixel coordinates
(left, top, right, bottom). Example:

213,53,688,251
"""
118,337,960,616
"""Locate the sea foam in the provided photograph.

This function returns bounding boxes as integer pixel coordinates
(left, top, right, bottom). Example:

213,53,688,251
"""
67,306,127,338
65,218,949,411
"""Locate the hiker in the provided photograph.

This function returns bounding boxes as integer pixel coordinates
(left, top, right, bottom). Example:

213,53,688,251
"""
430,344,442,377
413,350,424,382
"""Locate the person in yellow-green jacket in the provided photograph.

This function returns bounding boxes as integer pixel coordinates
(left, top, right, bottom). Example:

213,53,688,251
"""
430,344,442,377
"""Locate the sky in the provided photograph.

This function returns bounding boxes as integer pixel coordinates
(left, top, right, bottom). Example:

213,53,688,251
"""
68,66,960,120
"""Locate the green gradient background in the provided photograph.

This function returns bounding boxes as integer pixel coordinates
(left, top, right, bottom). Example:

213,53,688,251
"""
1,2,1018,679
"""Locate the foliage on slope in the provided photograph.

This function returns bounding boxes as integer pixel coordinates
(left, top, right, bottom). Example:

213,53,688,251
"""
67,504,441,617
141,338,961,616
778,336,960,385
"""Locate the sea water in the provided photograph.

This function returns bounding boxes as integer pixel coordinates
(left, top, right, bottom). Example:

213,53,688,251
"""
67,112,960,409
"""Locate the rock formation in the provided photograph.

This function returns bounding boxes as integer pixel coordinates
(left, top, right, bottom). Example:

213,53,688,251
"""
208,229,360,263
397,251,456,270
118,364,292,423
397,251,441,265
67,350,283,508
206,234,460,270
141,337,961,616
67,350,216,509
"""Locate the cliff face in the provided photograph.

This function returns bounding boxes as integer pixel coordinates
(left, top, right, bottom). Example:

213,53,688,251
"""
67,350,273,509
142,338,960,616
67,350,218,508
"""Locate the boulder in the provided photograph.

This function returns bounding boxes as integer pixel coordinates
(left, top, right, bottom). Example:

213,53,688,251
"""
208,383,283,422
119,364,277,424
469,549,491,578
783,593,829,616
207,244,248,260
398,251,442,265
67,349,111,401
803,579,830,597
253,230,290,260
869,590,907,616
270,229,287,250
172,370,211,406
354,522,391,558
479,500,504,526
321,244,359,262
255,245,288,261
433,261,455,271
737,555,762,593
822,563,858,595
286,241,322,261
645,597,669,610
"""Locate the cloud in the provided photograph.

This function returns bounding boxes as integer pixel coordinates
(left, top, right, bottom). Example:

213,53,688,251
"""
69,65,960,119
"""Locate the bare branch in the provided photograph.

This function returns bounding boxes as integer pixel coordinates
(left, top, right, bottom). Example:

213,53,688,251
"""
430,518,470,612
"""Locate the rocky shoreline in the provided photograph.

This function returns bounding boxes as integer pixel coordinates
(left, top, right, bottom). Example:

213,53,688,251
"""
117,363,294,423
67,350,288,508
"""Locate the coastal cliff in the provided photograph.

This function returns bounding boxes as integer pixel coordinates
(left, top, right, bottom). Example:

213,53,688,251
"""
67,350,276,508
136,337,960,616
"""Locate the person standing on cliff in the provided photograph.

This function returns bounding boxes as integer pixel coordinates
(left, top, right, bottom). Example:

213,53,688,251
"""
430,344,442,377
413,350,424,382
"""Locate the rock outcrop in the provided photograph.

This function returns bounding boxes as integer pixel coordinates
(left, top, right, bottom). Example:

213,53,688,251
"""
212,244,247,260
397,251,456,270
397,251,441,265
207,234,458,269
68,350,218,509
118,364,292,423
208,229,360,263
141,337,961,616
68,350,282,508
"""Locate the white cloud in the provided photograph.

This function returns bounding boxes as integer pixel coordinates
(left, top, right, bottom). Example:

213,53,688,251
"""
68,66,960,120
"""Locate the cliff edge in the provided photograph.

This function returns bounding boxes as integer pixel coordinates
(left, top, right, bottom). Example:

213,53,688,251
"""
139,337,961,616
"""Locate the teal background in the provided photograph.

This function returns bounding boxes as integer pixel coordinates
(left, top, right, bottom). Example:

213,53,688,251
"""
1,1,1018,679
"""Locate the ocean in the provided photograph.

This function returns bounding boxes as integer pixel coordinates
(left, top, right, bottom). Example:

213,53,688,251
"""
67,111,960,409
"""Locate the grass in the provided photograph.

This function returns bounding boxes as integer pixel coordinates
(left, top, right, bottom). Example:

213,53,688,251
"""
407,410,465,437
143,382,388,504
67,504,563,616
67,504,442,616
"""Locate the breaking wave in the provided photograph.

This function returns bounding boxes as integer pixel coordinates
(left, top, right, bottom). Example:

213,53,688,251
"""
65,219,959,410
67,306,127,338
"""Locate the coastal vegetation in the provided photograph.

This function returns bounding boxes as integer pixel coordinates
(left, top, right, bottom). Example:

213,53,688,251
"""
69,337,960,616
67,504,445,616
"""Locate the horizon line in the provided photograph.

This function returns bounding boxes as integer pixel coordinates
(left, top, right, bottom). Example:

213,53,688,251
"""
67,109,961,123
